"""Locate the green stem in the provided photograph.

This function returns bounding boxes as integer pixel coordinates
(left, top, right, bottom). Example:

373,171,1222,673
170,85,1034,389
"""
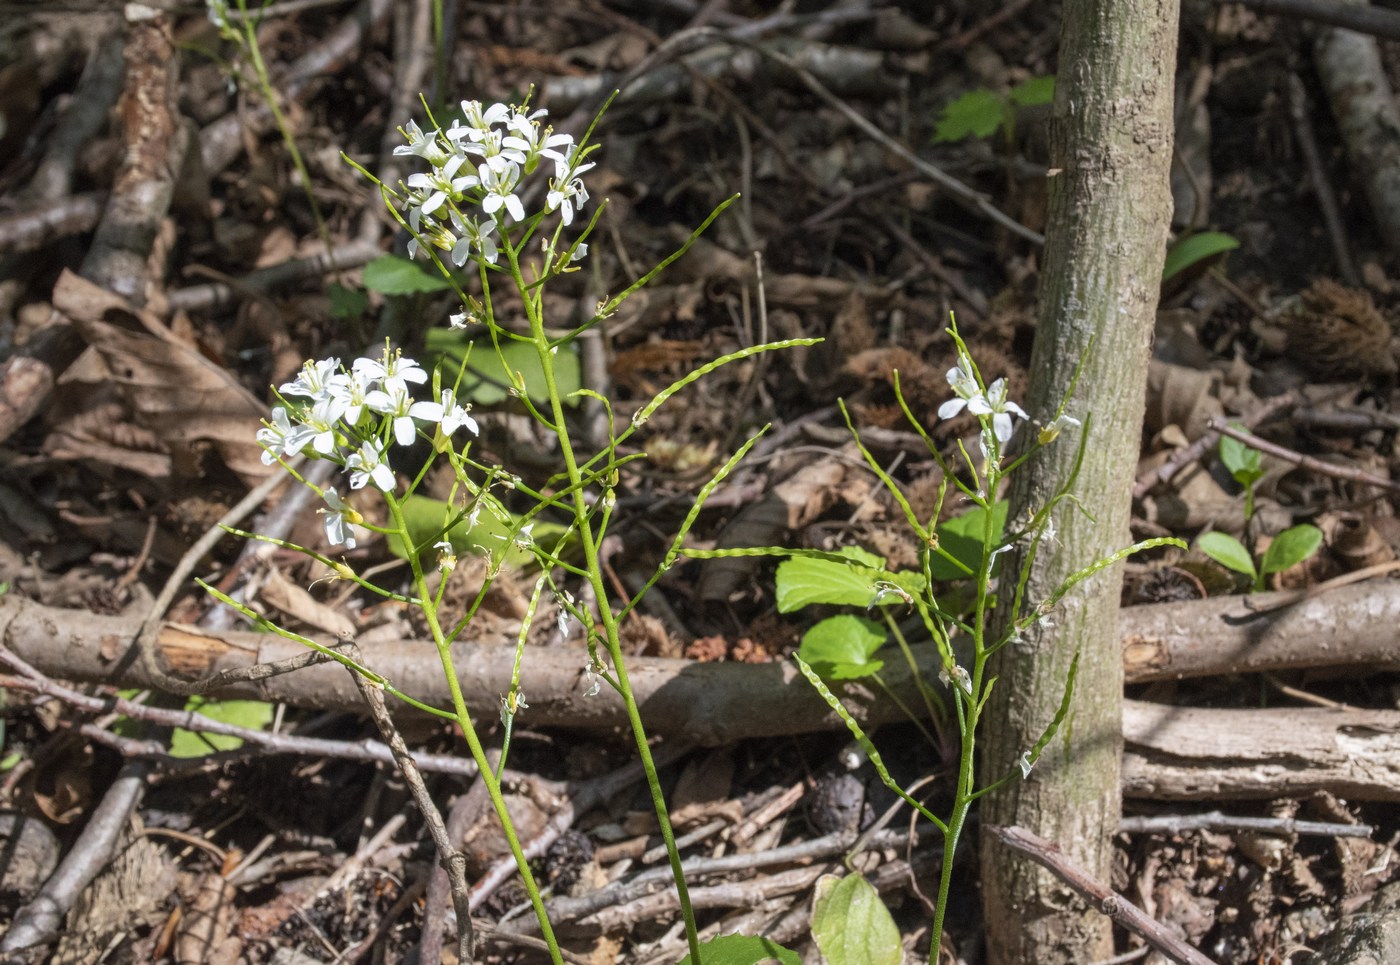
507,245,703,963
385,496,563,965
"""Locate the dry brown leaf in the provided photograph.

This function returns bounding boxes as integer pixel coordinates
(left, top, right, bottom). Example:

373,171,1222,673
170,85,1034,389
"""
51,270,271,488
256,567,355,639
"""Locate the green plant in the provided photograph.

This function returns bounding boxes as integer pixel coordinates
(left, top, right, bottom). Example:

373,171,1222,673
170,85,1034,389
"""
1197,426,1323,591
933,76,1055,146
693,327,1182,955
224,95,812,965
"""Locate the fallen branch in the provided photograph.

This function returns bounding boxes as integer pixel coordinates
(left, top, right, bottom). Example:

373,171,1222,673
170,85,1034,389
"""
985,825,1217,965
1123,700,1400,802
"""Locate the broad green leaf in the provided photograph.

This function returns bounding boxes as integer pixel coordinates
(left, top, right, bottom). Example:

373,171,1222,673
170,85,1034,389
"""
1009,75,1056,107
1260,524,1323,575
426,329,580,406
169,698,274,758
775,547,890,612
797,615,886,680
677,934,800,965
362,254,453,294
933,89,1009,143
1198,532,1256,578
1218,428,1263,487
929,500,1009,581
327,282,369,319
810,873,902,965
389,494,568,568
1162,231,1240,283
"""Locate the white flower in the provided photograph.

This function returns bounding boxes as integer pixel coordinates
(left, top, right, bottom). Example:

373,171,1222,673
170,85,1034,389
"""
365,381,441,447
436,389,478,436
302,395,343,455
327,369,374,425
345,438,394,491
279,357,341,399
479,161,526,222
582,663,602,697
394,119,449,167
448,211,498,266
504,113,573,173
546,153,595,226
1038,412,1082,445
449,311,470,330
434,539,457,573
257,406,317,464
981,378,1028,443
511,522,535,552
457,100,510,138
320,488,359,549
353,347,428,392
1017,751,1034,779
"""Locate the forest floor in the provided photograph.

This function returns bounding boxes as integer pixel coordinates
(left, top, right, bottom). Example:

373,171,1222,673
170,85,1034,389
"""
1,2,1398,963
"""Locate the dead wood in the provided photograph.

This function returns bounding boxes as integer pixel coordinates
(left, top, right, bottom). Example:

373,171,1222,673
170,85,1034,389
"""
1123,700,1400,802
4,587,1400,800
1119,579,1400,682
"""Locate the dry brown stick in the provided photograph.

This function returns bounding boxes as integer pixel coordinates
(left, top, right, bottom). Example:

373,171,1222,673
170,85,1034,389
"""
985,825,1218,965
0,192,109,257
344,641,474,964
1119,810,1373,838
1287,73,1359,285
0,759,152,955
25,29,125,202
1209,416,1400,494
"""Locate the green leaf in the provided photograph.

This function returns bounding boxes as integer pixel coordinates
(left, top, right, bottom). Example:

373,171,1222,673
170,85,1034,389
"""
362,254,453,294
810,873,903,965
797,615,887,680
930,500,1009,580
426,329,581,406
1009,75,1056,107
1260,524,1323,575
1162,231,1240,283
775,547,890,612
327,282,369,319
677,934,800,965
169,698,274,758
933,89,1009,143
1218,428,1263,487
1198,532,1256,578
389,494,567,568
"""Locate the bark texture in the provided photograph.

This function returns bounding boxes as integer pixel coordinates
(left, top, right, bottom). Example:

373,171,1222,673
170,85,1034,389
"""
978,1,1180,961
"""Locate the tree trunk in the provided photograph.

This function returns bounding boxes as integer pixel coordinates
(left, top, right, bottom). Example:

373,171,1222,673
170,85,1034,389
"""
978,1,1180,962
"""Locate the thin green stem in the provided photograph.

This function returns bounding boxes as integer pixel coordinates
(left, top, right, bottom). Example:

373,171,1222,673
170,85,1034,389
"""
505,241,703,963
385,496,564,965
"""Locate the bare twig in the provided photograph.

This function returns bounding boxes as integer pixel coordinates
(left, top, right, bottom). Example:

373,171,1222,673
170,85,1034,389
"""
1210,417,1400,495
986,825,1218,965
1286,73,1359,285
1119,809,1374,838
1132,391,1300,499
0,760,152,954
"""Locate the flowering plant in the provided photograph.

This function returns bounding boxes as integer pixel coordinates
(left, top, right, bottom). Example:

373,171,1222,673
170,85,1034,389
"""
217,95,815,965
691,324,1182,958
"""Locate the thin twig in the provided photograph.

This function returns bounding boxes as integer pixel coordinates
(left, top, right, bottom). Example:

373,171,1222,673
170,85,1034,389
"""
1119,810,1373,838
1132,392,1301,499
986,825,1219,965
1286,73,1359,285
1210,417,1400,495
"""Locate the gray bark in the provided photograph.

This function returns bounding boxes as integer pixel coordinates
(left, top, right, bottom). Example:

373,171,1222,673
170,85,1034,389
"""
977,0,1180,961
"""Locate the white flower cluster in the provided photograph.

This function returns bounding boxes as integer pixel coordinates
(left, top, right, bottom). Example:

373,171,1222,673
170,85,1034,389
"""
256,346,479,547
937,353,1027,445
393,99,596,265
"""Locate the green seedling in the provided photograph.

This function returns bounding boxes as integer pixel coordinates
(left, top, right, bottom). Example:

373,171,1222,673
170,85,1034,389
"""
934,75,1055,146
1197,426,1323,591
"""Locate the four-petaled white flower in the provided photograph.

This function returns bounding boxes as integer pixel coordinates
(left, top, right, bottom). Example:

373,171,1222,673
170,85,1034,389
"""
257,406,317,464
435,389,478,437
346,438,395,491
937,353,1027,445
320,488,360,549
1038,412,1082,445
478,161,526,222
